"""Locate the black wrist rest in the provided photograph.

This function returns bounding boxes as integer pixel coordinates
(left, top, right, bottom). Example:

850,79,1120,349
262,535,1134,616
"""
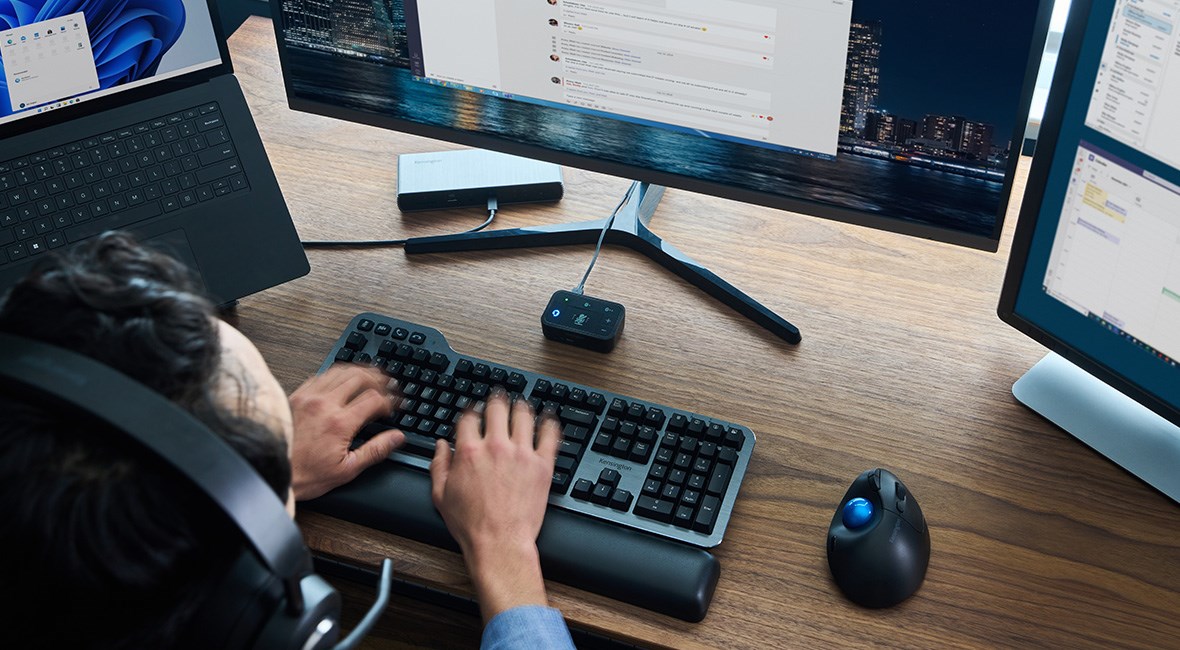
301,461,720,622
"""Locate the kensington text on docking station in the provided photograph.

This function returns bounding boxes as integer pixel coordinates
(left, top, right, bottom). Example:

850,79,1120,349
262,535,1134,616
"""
397,149,564,211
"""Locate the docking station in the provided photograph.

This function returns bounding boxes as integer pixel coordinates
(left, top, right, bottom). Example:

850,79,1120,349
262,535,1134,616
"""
397,149,564,211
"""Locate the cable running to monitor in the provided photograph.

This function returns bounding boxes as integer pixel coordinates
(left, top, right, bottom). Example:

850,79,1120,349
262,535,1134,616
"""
571,182,636,295
300,198,499,248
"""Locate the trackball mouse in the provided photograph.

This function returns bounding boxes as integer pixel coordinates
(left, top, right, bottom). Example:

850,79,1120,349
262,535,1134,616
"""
826,468,930,608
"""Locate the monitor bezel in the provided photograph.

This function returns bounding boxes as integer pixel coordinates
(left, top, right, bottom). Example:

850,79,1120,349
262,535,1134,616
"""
0,0,234,139
266,0,1054,253
997,0,1180,430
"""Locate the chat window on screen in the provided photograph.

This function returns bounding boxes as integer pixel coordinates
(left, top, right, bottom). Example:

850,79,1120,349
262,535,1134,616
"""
411,0,853,158
1,12,99,113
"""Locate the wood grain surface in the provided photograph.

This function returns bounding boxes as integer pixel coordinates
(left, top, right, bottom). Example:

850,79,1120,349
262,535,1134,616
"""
228,17,1179,649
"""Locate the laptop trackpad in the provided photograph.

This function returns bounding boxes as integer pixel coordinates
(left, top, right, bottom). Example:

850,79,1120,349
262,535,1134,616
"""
144,229,206,288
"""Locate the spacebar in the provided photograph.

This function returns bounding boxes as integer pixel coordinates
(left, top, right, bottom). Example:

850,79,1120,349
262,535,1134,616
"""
65,202,164,243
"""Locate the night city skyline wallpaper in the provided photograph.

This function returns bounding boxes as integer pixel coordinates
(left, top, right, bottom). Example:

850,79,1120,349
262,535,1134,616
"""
275,0,1048,244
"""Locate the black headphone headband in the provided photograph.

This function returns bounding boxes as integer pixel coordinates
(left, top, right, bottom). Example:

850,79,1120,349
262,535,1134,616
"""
0,333,312,609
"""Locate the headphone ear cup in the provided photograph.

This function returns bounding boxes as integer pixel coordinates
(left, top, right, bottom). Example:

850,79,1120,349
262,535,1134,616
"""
257,574,342,650
183,550,284,649
182,550,341,650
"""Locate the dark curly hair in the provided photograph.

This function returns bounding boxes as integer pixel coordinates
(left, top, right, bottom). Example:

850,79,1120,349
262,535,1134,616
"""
0,232,291,648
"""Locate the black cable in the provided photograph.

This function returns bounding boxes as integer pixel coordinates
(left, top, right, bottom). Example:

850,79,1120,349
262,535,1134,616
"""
572,181,636,295
301,197,498,248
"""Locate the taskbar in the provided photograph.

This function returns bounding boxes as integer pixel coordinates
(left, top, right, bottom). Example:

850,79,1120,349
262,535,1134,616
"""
1090,312,1178,369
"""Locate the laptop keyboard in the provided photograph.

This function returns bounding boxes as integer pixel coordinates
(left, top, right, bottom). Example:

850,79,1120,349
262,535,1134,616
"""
0,102,248,266
322,313,757,548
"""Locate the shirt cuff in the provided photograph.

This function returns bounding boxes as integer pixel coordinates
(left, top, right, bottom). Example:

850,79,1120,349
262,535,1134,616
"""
481,605,575,650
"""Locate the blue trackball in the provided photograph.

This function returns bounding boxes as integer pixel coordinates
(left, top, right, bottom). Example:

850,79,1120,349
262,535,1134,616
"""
841,497,874,529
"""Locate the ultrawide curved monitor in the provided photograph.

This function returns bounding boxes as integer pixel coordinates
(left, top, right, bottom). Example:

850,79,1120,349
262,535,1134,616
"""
999,0,1180,502
268,0,1052,251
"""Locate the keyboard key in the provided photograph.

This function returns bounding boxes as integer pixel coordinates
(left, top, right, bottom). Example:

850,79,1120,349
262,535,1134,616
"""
198,145,236,166
6,242,27,261
197,114,224,131
562,424,590,444
724,428,745,450
635,496,675,523
692,496,721,533
609,489,633,511
591,483,612,505
598,468,621,488
610,438,630,458
551,471,571,495
557,439,583,459
706,465,732,497
195,158,242,184
554,458,584,484
571,478,594,501
560,406,596,428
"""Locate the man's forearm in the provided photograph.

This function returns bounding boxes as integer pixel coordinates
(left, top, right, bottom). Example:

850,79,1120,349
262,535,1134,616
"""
463,538,549,623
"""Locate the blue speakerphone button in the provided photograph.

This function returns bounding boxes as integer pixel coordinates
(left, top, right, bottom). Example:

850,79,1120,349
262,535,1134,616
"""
551,309,561,318
841,497,874,529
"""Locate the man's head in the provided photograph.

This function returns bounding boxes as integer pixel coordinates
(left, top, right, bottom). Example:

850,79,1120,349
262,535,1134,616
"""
0,233,293,648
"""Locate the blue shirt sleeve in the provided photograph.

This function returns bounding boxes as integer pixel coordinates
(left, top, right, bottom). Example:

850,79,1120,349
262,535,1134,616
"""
480,605,575,650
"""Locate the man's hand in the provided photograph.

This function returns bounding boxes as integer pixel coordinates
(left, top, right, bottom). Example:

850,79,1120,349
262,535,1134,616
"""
430,389,561,622
288,364,405,501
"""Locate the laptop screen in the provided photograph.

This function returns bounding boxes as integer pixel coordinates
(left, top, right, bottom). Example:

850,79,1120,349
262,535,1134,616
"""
0,0,222,128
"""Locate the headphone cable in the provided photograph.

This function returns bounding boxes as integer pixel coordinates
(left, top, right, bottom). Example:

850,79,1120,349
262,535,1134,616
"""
333,558,393,650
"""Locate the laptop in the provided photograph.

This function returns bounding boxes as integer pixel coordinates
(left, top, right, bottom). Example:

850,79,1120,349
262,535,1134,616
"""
0,0,308,304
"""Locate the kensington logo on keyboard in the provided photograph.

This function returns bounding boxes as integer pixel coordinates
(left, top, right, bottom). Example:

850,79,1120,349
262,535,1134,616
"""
598,458,633,473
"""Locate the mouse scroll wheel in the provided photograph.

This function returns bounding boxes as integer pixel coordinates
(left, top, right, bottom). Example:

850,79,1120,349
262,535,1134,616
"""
895,482,907,501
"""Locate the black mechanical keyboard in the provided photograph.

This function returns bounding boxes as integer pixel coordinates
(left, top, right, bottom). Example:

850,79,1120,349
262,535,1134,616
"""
319,313,756,549
0,102,248,266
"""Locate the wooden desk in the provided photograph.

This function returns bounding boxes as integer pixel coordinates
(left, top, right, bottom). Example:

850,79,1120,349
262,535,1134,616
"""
228,17,1179,649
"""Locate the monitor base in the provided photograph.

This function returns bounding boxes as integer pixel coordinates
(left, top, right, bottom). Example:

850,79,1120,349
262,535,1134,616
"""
1013,352,1180,503
404,181,801,344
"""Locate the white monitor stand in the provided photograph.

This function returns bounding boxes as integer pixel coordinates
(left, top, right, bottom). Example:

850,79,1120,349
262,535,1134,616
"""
1013,352,1180,504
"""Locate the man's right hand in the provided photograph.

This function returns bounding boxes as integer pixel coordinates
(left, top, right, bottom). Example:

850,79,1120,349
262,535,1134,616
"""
429,389,561,622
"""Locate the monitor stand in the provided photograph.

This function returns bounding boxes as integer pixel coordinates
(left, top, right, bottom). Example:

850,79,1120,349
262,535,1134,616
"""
1012,352,1180,503
403,181,801,345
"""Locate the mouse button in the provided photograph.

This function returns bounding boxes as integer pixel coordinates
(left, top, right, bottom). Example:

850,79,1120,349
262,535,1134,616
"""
898,494,927,535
